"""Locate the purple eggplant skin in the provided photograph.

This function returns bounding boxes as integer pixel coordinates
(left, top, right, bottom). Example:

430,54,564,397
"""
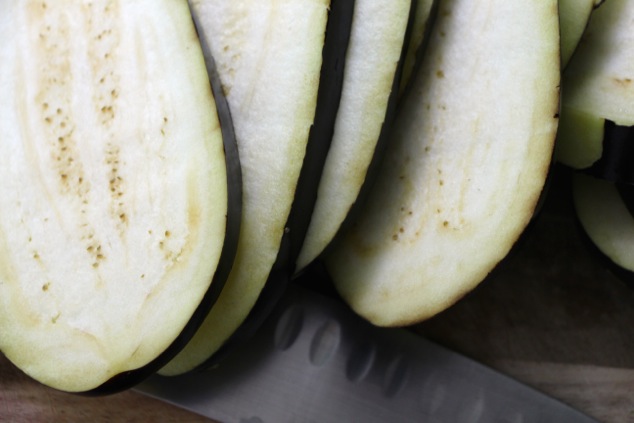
581,121,634,185
186,0,357,372
295,0,437,275
82,44,243,396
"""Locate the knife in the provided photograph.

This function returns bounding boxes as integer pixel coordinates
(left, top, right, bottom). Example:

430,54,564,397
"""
136,280,600,423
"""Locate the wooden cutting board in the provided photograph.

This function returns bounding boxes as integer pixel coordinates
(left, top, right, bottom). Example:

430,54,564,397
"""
1,166,633,422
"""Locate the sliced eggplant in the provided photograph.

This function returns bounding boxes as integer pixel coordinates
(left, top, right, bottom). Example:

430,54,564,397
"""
559,0,604,67
573,173,634,286
555,0,634,175
0,0,237,393
295,0,417,272
325,0,560,326
160,0,354,375
399,0,437,96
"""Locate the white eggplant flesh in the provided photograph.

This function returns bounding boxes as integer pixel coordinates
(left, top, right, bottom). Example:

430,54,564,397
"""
161,0,329,375
559,0,602,67
0,0,230,392
325,0,560,326
399,0,436,95
556,0,634,169
296,0,413,271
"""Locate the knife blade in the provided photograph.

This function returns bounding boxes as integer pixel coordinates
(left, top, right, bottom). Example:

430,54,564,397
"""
136,284,599,423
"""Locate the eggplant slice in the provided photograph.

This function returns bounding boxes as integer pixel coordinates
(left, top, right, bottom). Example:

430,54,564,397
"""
559,0,604,68
295,0,418,271
160,0,354,375
0,0,236,393
399,0,437,96
325,0,561,326
573,173,634,286
555,0,634,174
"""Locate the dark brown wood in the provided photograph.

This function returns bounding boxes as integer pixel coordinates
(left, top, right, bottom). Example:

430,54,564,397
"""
0,354,213,422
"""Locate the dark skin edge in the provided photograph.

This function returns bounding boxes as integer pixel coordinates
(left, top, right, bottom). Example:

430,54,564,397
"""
189,0,356,372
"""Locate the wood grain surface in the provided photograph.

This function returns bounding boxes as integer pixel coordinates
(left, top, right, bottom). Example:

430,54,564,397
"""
1,166,633,422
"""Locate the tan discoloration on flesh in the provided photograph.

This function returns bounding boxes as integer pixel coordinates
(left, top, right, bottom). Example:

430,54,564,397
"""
0,0,228,391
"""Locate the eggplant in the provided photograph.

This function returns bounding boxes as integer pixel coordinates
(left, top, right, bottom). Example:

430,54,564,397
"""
399,0,437,96
573,173,634,287
160,0,354,375
0,0,239,394
325,0,561,327
559,0,605,68
295,0,428,272
555,0,634,177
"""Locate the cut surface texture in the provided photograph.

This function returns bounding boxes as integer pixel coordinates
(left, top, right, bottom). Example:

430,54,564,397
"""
399,0,436,95
161,0,328,375
573,174,634,272
296,0,412,271
559,0,601,67
0,0,229,392
325,0,560,327
556,0,634,169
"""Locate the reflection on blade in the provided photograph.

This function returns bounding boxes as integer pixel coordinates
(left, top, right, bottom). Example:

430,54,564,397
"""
136,286,599,423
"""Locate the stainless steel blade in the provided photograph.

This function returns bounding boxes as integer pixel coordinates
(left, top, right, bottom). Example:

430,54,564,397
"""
136,286,599,423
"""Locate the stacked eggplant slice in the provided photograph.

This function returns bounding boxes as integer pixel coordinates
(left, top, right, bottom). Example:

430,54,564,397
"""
4,0,627,395
555,0,633,172
558,0,604,68
559,0,634,286
324,0,561,326
573,174,634,287
160,0,357,375
295,0,423,271
0,1,239,393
